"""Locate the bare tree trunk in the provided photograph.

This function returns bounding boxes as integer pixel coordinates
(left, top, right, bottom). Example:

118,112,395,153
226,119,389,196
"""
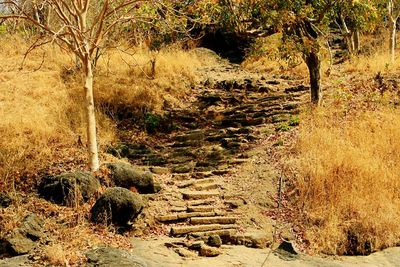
340,14,354,54
390,18,397,63
353,30,360,54
305,51,322,105
83,59,100,171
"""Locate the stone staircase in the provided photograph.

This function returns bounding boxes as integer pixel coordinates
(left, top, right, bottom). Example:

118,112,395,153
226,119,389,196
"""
108,62,309,252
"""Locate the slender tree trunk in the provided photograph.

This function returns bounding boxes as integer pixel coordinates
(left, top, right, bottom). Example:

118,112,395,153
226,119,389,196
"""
340,14,354,54
305,51,322,105
83,59,100,171
390,18,397,63
353,30,360,54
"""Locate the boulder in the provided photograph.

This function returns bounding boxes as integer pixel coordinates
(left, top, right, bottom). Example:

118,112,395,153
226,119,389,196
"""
38,172,100,206
0,192,12,208
1,214,45,255
105,163,161,194
90,187,144,226
207,235,222,248
86,247,147,267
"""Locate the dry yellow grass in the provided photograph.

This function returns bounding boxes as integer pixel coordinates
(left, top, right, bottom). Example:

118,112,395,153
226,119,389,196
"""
292,93,400,255
0,35,204,189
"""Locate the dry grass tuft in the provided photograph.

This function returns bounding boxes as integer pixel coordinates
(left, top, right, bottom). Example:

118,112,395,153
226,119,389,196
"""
292,88,400,255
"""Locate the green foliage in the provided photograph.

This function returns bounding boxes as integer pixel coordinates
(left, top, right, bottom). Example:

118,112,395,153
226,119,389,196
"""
288,116,301,126
275,123,292,132
0,25,6,35
145,112,161,133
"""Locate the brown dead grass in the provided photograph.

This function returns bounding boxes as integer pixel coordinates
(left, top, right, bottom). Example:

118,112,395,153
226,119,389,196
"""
0,36,204,189
291,87,400,255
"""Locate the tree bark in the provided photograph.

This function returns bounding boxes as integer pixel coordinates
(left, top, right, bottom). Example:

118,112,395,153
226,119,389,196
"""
305,51,322,105
83,59,100,171
390,18,397,63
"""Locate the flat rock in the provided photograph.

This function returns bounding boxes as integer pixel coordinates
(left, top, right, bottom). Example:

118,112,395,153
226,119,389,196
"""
86,247,147,267
90,187,144,226
187,206,215,212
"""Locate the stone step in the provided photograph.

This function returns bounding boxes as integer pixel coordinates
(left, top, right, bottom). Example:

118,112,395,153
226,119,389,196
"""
157,211,224,222
170,224,237,236
189,229,237,238
177,178,215,188
190,216,237,225
192,183,220,191
181,190,220,200
187,199,216,206
187,206,215,212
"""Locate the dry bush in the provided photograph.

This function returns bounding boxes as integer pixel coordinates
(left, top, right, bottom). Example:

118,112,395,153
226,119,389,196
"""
292,91,400,255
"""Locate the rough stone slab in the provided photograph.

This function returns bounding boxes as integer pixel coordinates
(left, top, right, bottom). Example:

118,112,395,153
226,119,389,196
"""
189,229,237,238
177,178,216,189
193,183,220,191
157,212,221,222
181,190,219,200
171,207,187,212
157,214,179,222
187,199,215,206
187,206,215,212
171,224,237,236
190,216,237,225
178,212,220,220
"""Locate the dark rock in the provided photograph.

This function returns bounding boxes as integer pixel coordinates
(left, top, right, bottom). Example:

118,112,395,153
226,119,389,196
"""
38,172,99,206
86,247,147,267
106,163,161,194
1,214,45,256
189,241,205,251
107,143,151,159
284,85,308,93
90,187,144,226
0,192,12,208
207,235,222,248
277,240,299,255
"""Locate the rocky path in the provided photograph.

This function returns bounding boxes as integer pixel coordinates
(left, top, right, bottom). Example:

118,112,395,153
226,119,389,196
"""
107,57,310,260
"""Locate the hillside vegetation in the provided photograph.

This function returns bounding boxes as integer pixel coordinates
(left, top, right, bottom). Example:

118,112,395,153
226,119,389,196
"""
0,36,206,189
